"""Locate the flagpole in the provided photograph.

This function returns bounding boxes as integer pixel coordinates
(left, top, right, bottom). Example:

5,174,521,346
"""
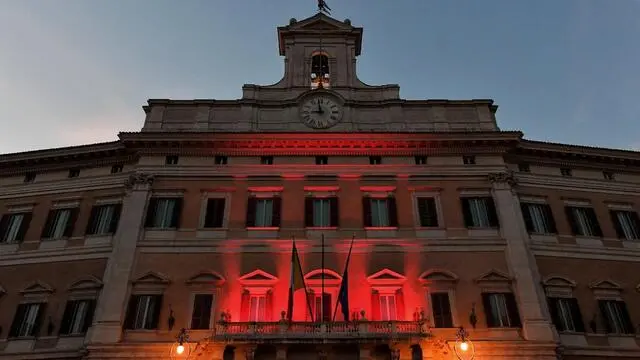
332,233,355,322
321,233,325,322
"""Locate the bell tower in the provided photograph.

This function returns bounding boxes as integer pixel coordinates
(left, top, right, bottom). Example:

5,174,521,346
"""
276,14,363,89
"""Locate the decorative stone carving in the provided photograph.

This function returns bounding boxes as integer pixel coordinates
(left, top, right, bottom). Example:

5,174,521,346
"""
125,173,154,190
488,171,517,187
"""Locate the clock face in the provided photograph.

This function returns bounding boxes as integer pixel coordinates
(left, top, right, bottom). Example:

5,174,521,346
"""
299,95,343,129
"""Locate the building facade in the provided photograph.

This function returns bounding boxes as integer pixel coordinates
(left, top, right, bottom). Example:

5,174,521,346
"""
1,12,640,360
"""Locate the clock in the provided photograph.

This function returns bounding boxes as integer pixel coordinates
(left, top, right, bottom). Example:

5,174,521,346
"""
299,94,343,129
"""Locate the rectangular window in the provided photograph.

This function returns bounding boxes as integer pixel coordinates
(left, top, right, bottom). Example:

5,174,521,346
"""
260,156,274,165
379,294,397,321
518,163,530,172
41,208,78,239
165,155,179,165
246,197,281,228
249,295,266,322
190,294,213,330
0,212,32,243
125,295,162,330
315,156,328,165
482,293,521,328
214,156,228,165
86,204,122,236
59,299,96,335
462,156,476,165
431,293,453,328
304,197,339,228
610,210,640,240
369,156,382,165
203,198,226,228
110,164,123,174
565,206,602,237
416,197,439,227
363,197,398,228
521,203,557,234
313,293,332,322
415,156,427,165
598,300,634,334
461,197,499,228
145,198,182,229
9,303,44,338
547,297,584,333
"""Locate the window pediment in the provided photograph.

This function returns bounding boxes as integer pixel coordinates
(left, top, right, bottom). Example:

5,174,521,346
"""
589,280,622,291
238,269,278,287
305,269,342,288
367,269,405,293
186,271,225,286
21,281,54,295
132,271,170,286
474,270,512,284
68,276,103,292
419,269,459,286
542,276,576,288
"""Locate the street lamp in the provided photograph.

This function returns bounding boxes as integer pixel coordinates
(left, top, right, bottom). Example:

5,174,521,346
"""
453,327,475,360
170,328,191,359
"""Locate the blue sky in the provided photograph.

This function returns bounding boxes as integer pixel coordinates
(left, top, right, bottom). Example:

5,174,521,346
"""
1,0,638,154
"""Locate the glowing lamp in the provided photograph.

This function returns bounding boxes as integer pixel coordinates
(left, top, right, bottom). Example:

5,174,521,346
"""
176,344,185,355
459,341,469,352
453,327,474,360
170,328,191,359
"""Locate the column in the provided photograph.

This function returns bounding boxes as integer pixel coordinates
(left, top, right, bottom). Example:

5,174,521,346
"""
88,173,154,344
488,172,557,342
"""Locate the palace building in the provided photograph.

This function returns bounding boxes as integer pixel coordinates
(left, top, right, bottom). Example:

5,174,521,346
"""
1,11,640,360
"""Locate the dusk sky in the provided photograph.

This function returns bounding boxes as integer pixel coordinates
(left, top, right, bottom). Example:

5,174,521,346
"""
1,0,638,154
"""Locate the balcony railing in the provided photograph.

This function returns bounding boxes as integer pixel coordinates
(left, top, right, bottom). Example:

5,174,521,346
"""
213,320,430,342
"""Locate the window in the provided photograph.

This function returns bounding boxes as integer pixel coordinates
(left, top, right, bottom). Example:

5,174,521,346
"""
520,203,557,234
462,156,476,165
363,197,398,228
85,204,122,236
518,163,530,172
165,155,179,165
203,198,226,228
110,164,123,174
24,172,36,183
260,156,274,165
369,156,382,165
59,299,96,335
548,297,584,333
124,295,162,330
482,293,521,328
305,197,338,228
431,293,453,328
190,294,213,330
313,293,332,322
41,208,78,240
610,210,640,240
315,156,328,165
598,300,634,334
68,169,80,178
379,294,397,321
246,197,281,228
415,156,427,165
249,294,266,322
145,198,183,229
560,168,572,177
9,302,45,338
310,54,330,89
214,156,228,165
416,197,438,227
0,212,32,243
565,206,602,237
603,171,615,180
461,197,499,228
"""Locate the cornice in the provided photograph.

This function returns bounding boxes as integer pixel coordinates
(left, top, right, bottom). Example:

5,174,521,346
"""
515,173,640,195
531,242,640,263
515,139,640,167
0,174,129,199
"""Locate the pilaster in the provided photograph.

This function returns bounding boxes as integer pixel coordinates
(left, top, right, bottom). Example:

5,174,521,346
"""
488,171,557,342
87,173,154,344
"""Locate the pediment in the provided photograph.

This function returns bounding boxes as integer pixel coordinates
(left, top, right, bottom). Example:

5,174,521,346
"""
286,14,354,31
419,269,459,284
367,268,406,285
589,280,622,290
542,276,576,288
474,270,512,283
132,271,171,285
186,271,225,286
68,276,104,292
305,269,341,281
21,281,54,294
238,269,278,286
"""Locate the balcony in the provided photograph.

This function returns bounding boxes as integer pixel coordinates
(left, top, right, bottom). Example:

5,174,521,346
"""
213,320,430,343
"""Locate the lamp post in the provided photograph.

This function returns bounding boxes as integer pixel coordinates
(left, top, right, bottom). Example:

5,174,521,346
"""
453,327,475,360
170,328,191,359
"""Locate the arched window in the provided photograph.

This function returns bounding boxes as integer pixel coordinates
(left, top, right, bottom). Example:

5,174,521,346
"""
311,54,330,89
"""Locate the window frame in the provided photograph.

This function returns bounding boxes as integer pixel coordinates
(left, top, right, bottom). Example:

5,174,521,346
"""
199,192,230,229
412,192,443,229
420,269,459,329
0,207,33,244
564,203,602,238
41,201,80,240
607,204,640,241
145,195,183,230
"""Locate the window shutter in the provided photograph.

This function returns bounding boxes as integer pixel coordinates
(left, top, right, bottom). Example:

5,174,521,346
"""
617,301,634,334
9,304,28,337
240,290,251,321
0,215,10,241
520,203,534,233
631,212,640,235
585,208,602,237
205,199,225,228
486,198,500,228
564,207,580,235
59,301,76,335
329,197,339,227
431,293,453,328
214,198,226,227
266,290,274,321
246,198,257,227
362,197,372,227
568,298,585,332
123,296,138,330
544,204,558,233
371,291,381,321
31,303,46,337
63,208,79,238
504,293,521,327
109,204,122,234
395,289,405,320
418,198,438,227
388,197,398,227
85,206,100,235
16,213,32,242
272,197,282,227
150,295,163,329
546,298,561,331
82,299,96,333
609,211,625,239
191,294,213,330
170,198,183,228
41,210,56,238
304,197,314,227
598,300,612,333
461,199,473,228
481,293,497,327
144,198,158,228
